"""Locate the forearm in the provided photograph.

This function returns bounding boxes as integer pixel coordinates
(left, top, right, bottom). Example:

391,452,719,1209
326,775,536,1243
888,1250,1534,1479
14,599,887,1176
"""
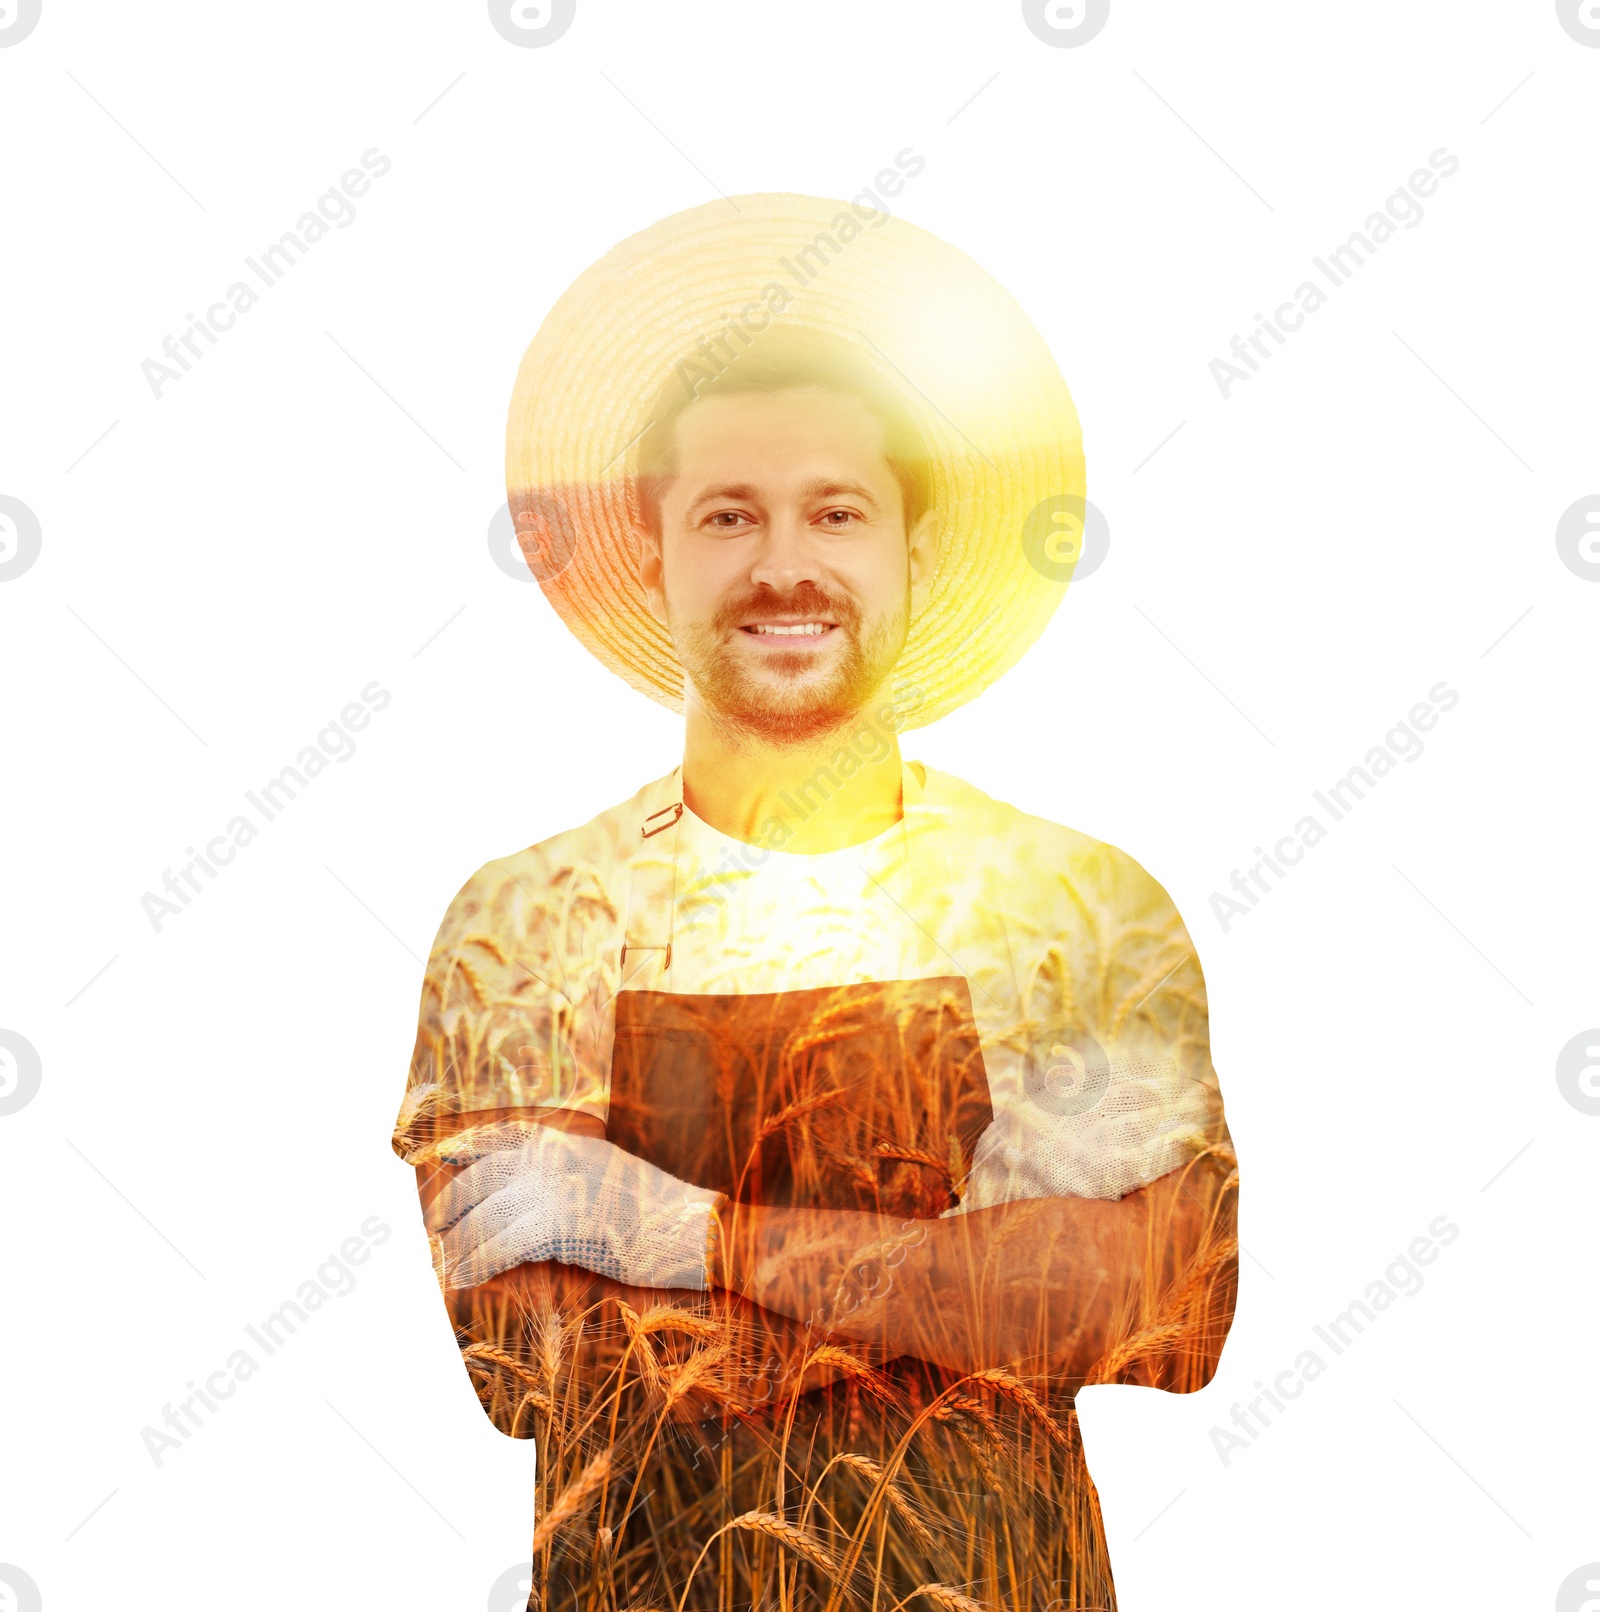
413,1105,609,1434
414,1108,857,1425
715,1169,1223,1381
418,1111,1235,1390
434,1259,839,1428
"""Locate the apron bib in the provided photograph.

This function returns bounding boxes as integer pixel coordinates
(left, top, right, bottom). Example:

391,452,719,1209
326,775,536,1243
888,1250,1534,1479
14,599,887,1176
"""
525,766,1115,1611
607,763,993,1216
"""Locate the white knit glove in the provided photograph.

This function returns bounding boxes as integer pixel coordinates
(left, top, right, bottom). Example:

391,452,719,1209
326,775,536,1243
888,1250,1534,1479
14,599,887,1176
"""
953,1055,1214,1211
424,1123,724,1292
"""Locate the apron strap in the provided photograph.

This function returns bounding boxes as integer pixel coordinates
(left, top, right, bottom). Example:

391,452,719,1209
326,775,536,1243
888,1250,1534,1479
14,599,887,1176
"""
620,758,928,989
619,768,683,990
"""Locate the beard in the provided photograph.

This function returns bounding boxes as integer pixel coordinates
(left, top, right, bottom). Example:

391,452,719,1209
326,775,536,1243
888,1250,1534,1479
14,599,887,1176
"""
672,580,909,745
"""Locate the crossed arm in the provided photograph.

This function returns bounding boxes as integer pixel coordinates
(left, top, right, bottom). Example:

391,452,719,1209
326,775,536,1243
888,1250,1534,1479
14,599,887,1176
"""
713,1173,1223,1382
418,1105,1234,1390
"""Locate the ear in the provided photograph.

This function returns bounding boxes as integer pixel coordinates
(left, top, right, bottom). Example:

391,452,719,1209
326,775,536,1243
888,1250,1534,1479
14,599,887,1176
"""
635,520,668,627
907,507,939,618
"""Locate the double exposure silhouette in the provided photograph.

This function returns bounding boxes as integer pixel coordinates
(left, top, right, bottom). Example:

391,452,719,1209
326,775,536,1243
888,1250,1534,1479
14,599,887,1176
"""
394,195,1238,1612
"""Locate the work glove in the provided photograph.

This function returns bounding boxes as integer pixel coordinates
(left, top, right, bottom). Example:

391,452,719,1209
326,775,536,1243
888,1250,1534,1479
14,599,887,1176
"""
424,1122,724,1292
954,1048,1215,1211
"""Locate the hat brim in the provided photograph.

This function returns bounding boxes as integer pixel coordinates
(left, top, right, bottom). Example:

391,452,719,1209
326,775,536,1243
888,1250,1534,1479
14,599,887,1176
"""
506,192,1086,730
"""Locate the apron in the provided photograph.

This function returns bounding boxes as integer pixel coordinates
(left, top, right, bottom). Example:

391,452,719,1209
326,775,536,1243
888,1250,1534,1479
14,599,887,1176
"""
532,766,1113,1611
606,761,993,1215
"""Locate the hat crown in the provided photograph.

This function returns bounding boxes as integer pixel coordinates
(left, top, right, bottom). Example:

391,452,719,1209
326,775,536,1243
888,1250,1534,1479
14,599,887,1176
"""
506,192,1086,729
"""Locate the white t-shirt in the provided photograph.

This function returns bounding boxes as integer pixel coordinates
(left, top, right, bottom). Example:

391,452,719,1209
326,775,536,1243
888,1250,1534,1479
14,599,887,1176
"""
395,761,1228,1210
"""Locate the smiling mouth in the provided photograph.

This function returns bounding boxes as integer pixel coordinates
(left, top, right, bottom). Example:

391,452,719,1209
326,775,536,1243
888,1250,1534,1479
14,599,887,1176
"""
739,621,838,638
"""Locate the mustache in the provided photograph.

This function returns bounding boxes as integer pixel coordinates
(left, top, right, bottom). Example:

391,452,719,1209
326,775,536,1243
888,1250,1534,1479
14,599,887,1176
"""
714,585,860,630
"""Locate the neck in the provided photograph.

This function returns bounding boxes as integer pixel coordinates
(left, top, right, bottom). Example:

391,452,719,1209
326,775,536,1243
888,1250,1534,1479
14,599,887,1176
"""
679,689,907,853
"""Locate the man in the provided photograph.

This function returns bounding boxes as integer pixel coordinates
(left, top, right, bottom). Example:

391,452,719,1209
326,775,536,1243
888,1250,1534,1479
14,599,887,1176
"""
394,195,1238,1612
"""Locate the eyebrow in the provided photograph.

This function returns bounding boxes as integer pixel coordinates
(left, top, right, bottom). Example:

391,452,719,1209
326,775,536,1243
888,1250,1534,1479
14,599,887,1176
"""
802,478,878,507
684,478,880,516
685,483,758,515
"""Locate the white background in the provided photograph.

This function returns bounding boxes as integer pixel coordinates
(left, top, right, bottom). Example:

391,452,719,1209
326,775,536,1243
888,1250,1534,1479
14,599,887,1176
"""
2,2,1597,1609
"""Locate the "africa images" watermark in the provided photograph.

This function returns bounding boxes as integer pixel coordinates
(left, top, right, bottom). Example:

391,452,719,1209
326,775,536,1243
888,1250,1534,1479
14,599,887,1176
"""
1209,1214,1459,1466
140,149,392,400
141,682,391,931
666,149,927,406
140,1215,391,1466
1210,680,1459,933
1209,149,1460,400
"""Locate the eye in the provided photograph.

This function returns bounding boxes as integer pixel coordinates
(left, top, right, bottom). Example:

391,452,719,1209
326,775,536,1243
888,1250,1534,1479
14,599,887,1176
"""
705,509,754,532
817,507,863,528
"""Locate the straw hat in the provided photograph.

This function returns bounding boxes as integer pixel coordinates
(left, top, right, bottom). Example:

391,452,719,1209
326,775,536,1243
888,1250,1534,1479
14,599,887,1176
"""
504,192,1085,730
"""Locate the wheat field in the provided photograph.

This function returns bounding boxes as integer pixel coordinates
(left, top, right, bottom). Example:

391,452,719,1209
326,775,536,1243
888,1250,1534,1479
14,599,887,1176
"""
398,843,1239,1611
417,1132,1235,1612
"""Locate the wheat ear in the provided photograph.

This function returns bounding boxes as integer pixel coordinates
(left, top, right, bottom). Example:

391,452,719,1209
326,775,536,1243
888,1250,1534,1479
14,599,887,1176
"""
531,1451,613,1553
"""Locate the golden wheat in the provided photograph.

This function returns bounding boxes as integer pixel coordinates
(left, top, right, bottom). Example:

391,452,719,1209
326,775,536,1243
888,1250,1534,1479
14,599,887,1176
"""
801,1344,901,1407
826,1454,939,1558
531,1451,613,1553
459,931,513,967
416,859,1239,1611
959,1367,1071,1451
1082,1322,1186,1385
629,1303,722,1342
727,1512,841,1576
894,1584,989,1612
463,1341,544,1390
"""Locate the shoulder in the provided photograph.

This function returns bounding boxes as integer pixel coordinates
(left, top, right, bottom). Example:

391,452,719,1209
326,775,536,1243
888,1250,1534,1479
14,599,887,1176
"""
914,763,1186,929
915,768,1223,1146
427,774,665,947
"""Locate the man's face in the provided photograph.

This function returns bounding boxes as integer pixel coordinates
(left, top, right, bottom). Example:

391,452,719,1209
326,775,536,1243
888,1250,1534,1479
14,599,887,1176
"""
638,386,936,743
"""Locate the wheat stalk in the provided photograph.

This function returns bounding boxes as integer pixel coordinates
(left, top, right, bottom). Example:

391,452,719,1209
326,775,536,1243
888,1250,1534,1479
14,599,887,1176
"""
892,1584,989,1612
727,1512,841,1576
750,1087,848,1150
459,932,513,967
628,1304,721,1342
829,1453,939,1557
445,955,490,1006
533,1308,570,1387
1083,1322,1185,1385
960,1367,1070,1451
661,1344,730,1412
870,1141,952,1178
463,1343,557,1420
674,1508,850,1612
933,1394,1002,1446
1162,1234,1240,1315
940,1419,1006,1496
780,1000,876,1066
802,1344,900,1408
531,1451,612,1553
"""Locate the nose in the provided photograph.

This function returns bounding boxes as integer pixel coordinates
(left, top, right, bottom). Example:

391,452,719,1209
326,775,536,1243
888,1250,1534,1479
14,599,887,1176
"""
747,510,824,594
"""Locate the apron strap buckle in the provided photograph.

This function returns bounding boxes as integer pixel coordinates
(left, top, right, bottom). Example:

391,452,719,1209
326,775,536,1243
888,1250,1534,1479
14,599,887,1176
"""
642,801,684,838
